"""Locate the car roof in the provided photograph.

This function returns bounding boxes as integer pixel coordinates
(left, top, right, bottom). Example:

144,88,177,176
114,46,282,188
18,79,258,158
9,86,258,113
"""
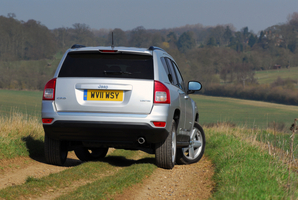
69,46,153,56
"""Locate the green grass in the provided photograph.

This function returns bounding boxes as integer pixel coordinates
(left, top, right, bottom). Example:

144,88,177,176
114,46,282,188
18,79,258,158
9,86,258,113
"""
255,67,298,85
205,126,298,199
0,135,44,159
0,112,44,160
57,161,155,200
0,89,42,118
192,94,298,129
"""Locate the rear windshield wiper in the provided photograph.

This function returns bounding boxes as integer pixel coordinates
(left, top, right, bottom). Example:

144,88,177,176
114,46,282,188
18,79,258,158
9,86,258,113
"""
104,71,132,75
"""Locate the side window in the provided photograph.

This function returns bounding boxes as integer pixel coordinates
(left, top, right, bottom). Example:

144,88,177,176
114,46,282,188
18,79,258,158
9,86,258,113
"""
172,61,185,91
165,58,178,86
160,57,170,75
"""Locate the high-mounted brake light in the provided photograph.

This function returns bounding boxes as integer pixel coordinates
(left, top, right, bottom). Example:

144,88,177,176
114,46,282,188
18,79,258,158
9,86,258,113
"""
154,81,170,104
99,50,118,53
43,78,56,100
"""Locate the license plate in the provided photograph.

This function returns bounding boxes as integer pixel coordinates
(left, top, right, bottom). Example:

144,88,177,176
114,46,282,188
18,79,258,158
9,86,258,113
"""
84,90,123,101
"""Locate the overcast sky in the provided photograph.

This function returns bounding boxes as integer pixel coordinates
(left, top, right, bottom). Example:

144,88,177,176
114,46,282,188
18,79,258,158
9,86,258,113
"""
1,0,297,33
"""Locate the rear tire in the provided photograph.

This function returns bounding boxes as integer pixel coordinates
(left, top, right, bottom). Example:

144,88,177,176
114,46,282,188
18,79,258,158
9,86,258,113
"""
176,123,205,164
74,147,108,161
155,120,177,169
44,133,68,166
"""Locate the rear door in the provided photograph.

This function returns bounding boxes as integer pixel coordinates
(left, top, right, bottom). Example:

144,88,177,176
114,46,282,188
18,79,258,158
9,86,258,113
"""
171,61,193,132
54,51,154,114
163,57,188,139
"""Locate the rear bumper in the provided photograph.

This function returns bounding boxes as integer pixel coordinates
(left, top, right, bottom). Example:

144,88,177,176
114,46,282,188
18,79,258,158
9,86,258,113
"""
43,121,169,145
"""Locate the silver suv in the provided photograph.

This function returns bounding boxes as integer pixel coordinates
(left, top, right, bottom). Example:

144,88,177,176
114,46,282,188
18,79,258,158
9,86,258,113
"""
42,45,205,169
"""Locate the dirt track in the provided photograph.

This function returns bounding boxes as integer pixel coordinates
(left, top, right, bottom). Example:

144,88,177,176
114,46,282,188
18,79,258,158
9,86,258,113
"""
113,155,214,200
0,152,214,199
0,152,82,190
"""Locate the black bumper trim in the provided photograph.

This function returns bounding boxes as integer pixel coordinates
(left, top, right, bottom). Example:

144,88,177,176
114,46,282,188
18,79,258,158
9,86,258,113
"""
43,121,169,145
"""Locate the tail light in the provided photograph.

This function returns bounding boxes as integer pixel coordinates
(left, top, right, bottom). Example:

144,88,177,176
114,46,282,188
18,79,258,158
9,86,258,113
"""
43,78,56,100
154,81,170,104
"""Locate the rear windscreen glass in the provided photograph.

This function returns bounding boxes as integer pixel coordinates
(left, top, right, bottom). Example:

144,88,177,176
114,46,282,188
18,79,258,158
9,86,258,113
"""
58,52,153,79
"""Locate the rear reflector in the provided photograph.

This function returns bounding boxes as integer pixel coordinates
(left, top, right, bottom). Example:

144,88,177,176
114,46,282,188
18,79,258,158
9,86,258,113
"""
43,78,56,100
153,121,166,127
154,81,170,104
99,50,118,53
42,118,53,124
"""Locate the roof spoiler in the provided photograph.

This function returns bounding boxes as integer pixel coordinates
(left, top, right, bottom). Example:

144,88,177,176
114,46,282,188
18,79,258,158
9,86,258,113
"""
148,46,166,52
71,44,86,49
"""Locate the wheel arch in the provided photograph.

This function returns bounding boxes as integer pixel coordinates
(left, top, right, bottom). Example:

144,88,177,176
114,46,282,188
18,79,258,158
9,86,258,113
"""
173,109,180,129
195,112,199,123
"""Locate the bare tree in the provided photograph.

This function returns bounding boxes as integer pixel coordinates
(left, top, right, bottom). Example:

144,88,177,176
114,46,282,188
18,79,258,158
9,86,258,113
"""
287,12,298,26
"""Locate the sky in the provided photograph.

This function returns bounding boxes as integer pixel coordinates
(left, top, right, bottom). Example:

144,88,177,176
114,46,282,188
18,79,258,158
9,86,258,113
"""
1,0,298,33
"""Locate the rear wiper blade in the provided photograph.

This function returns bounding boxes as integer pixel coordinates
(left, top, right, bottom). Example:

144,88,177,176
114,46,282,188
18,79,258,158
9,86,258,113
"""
104,71,132,75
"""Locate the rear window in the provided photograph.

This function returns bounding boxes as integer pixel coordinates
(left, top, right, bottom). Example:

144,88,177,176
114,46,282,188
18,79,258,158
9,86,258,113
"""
58,51,154,79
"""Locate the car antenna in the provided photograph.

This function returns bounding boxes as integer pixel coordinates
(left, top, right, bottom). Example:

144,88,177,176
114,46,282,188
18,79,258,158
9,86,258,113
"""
111,32,114,49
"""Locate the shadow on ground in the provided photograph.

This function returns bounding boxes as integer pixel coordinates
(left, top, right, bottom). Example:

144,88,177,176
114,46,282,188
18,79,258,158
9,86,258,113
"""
99,155,156,168
21,136,82,167
21,136,44,159
21,135,155,167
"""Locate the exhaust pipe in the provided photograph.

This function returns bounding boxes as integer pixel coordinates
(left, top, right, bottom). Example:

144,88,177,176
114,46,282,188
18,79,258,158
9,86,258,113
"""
138,137,145,144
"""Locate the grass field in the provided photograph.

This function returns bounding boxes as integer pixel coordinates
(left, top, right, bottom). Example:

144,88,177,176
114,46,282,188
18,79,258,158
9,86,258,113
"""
1,89,297,130
0,90,42,118
193,94,298,129
218,67,298,87
255,67,298,84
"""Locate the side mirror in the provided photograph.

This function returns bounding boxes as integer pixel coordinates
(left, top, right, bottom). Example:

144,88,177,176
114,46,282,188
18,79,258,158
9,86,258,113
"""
187,81,202,94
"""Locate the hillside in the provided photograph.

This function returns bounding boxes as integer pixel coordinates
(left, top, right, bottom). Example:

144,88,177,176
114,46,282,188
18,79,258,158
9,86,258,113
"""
1,12,298,92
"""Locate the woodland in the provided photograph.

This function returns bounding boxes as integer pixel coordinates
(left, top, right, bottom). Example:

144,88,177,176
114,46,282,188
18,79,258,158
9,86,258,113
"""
1,12,298,104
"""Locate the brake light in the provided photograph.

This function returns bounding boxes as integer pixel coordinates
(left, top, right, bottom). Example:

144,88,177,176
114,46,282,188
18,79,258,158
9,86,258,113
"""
154,81,170,104
42,118,53,124
43,78,56,100
153,121,166,127
99,50,118,53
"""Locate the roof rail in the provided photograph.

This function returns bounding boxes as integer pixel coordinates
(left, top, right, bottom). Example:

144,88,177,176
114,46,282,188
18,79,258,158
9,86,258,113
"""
71,44,86,49
148,46,166,52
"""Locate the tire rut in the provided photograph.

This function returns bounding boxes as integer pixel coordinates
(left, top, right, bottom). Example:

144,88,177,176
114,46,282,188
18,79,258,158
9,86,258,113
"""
32,150,148,200
0,152,81,190
0,149,115,190
33,169,121,200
